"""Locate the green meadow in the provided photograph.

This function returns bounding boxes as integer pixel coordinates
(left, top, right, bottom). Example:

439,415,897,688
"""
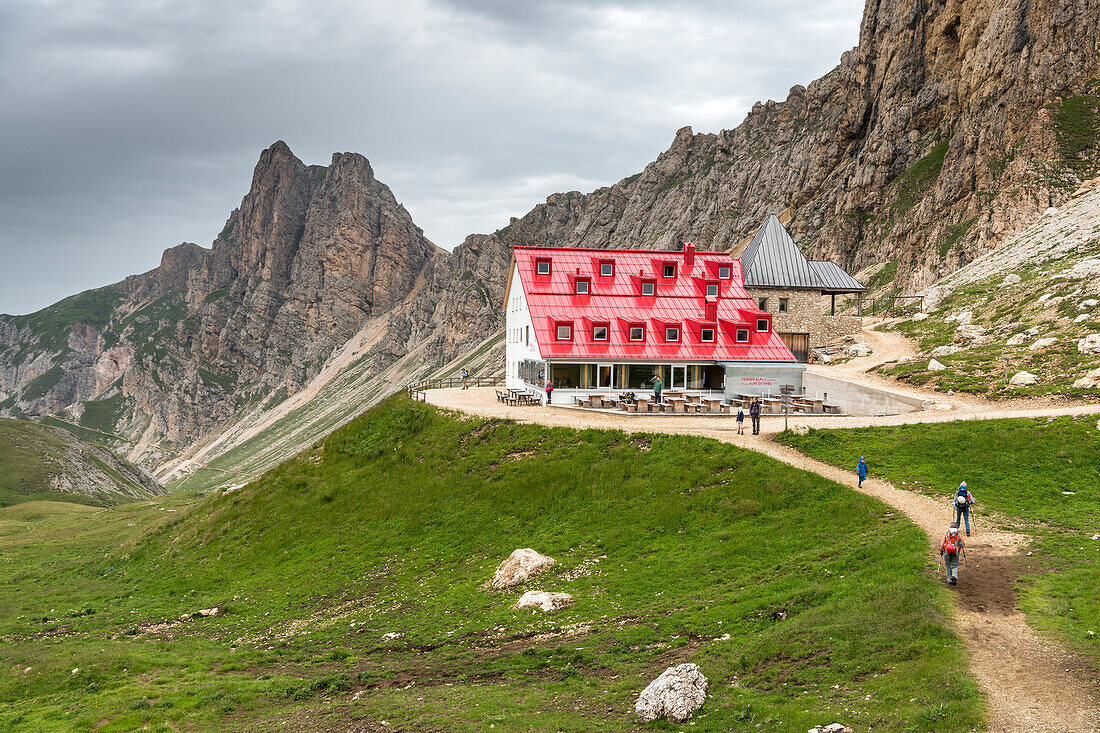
1,398,981,731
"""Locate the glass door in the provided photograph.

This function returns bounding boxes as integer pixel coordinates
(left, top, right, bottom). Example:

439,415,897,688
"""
598,363,615,392
672,365,686,389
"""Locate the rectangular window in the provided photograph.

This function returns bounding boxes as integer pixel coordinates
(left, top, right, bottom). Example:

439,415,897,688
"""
736,329,750,343
593,325,608,341
779,297,788,313
556,323,572,340
600,262,614,276
665,327,679,342
525,326,529,345
536,260,551,275
758,297,768,311
701,328,715,342
663,264,676,277
706,283,719,297
718,266,731,279
641,281,655,296
629,325,644,341
575,279,589,294
757,319,769,332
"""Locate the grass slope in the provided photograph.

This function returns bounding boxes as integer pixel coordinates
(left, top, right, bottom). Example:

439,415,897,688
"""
779,417,1100,664
0,398,980,731
0,418,155,507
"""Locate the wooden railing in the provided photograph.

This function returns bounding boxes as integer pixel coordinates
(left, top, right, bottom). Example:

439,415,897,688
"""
406,376,505,401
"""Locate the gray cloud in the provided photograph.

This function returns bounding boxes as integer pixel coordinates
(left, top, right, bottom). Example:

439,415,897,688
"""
0,0,861,314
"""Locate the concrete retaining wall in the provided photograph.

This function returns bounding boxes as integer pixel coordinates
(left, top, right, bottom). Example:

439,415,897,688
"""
803,372,926,416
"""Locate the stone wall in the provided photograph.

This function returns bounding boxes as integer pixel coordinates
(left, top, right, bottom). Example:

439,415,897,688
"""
749,287,863,347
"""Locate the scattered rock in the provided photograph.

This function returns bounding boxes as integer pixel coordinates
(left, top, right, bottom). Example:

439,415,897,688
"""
197,607,219,617
381,632,402,641
922,285,953,312
491,548,556,590
1057,258,1100,279
1077,334,1100,354
71,668,79,675
1000,274,1022,287
513,591,575,613
1029,337,1058,351
1006,332,1030,346
910,312,929,321
790,424,810,436
1079,299,1099,310
1091,534,1099,541
1009,371,1039,386
954,311,974,325
808,725,853,733
847,342,873,357
1072,368,1100,389
954,324,987,343
928,359,947,372
931,345,962,357
1074,313,1089,323
635,663,708,723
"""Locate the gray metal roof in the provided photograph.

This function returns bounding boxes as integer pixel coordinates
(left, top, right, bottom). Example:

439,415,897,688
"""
739,214,865,292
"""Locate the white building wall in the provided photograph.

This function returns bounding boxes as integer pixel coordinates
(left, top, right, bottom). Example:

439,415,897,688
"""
505,265,542,390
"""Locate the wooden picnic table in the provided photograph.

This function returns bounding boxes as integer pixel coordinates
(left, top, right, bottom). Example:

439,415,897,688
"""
665,397,686,413
761,397,781,414
700,397,724,413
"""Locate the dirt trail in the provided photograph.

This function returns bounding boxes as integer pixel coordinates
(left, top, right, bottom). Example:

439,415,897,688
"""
426,386,1099,731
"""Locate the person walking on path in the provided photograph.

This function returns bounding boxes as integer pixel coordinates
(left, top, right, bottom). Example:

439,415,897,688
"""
652,375,663,405
460,368,469,390
857,457,868,488
736,406,745,435
749,398,762,435
544,380,554,406
940,523,965,586
953,481,975,536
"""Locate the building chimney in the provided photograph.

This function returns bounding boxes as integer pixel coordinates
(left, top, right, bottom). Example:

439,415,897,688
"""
683,241,695,266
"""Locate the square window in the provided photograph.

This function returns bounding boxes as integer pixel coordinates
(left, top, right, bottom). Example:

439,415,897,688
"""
736,329,750,343
706,283,719,297
757,319,769,332
575,279,589,294
779,297,788,313
629,326,644,341
701,328,715,342
758,297,768,311
536,260,551,275
665,327,679,341
593,325,608,341
641,281,655,296
556,324,572,340
663,264,676,277
600,262,614,276
718,266,731,279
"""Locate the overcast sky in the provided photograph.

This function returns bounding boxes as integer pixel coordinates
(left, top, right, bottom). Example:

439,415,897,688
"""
0,0,862,315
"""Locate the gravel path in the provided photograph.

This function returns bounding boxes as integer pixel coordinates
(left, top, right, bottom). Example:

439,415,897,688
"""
426,386,1099,731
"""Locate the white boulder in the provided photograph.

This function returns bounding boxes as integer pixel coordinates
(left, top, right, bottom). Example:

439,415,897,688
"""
1077,334,1100,355
931,345,962,357
1079,299,1099,310
635,663,708,723
1074,314,1089,323
1006,332,1030,345
928,359,947,372
954,324,987,343
491,548,556,590
513,591,574,613
1030,337,1058,351
1000,274,1022,287
1009,371,1039,386
1072,368,1100,389
847,342,873,357
911,312,929,321
808,725,853,733
954,311,974,325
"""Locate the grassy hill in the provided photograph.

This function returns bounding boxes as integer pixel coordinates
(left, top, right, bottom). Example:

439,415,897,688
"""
0,398,981,731
780,416,1100,664
0,418,159,507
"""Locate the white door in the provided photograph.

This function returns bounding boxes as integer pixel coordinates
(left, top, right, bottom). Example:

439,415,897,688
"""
672,365,686,389
598,363,615,391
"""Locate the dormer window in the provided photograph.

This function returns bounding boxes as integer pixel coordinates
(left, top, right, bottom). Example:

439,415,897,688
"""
663,263,676,278
718,266,731,279
757,319,769,332
700,327,715,342
640,281,655,296
536,259,551,275
629,324,645,341
599,261,614,277
575,279,590,294
706,283,719,297
593,323,608,341
736,329,750,343
665,326,680,342
556,322,573,340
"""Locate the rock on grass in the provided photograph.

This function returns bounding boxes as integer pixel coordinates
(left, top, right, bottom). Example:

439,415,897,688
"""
491,548,556,590
635,663,708,723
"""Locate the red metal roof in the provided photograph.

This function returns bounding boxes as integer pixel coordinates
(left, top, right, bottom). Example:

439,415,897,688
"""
512,245,796,362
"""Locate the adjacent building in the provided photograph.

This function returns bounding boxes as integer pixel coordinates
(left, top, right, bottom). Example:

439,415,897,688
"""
504,243,804,403
737,215,866,361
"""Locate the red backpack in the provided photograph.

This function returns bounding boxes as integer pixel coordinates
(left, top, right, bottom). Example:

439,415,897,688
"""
944,535,959,555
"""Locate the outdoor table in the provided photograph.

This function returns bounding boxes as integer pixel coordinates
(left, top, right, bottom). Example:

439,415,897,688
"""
806,398,824,413
600,395,620,409
761,397,781,414
635,397,650,413
701,397,723,413
666,397,686,413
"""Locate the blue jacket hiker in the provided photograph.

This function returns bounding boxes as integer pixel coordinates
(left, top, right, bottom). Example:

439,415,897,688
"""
736,407,745,434
857,457,868,487
953,482,975,536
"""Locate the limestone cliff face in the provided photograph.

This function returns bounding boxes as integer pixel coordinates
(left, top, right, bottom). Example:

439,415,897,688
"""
467,0,1100,290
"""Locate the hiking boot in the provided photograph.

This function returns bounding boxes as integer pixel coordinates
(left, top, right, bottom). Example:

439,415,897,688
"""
949,577,957,586
966,531,970,536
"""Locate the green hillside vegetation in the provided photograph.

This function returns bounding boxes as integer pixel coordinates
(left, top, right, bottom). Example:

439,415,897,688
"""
779,416,1100,664
0,418,155,507
0,398,981,731
7,286,124,357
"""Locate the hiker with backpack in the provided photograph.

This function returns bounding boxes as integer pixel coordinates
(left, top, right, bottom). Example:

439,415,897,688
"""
856,456,868,488
461,368,470,390
940,523,965,586
736,406,745,435
749,398,762,435
953,481,975,536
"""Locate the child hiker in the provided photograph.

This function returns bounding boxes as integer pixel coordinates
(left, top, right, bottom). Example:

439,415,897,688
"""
736,406,745,435
857,456,868,488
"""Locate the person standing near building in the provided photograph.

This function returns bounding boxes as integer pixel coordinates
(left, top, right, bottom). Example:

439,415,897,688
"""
544,379,554,406
857,457,868,488
652,375,663,405
736,406,745,435
749,398,762,435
